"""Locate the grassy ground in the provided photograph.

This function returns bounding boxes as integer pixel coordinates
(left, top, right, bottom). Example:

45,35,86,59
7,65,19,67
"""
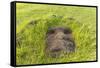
16,3,96,65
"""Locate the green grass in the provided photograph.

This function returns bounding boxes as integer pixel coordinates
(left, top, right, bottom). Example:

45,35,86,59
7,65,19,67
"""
16,3,96,65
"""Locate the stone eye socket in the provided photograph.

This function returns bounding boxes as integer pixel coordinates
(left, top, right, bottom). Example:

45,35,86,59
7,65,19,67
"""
64,29,72,34
48,30,55,34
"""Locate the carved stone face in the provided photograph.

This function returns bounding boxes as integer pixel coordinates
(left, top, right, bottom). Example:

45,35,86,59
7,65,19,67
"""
45,27,75,58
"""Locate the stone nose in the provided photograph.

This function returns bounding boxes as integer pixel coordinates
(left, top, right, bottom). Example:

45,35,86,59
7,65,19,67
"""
55,32,64,39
